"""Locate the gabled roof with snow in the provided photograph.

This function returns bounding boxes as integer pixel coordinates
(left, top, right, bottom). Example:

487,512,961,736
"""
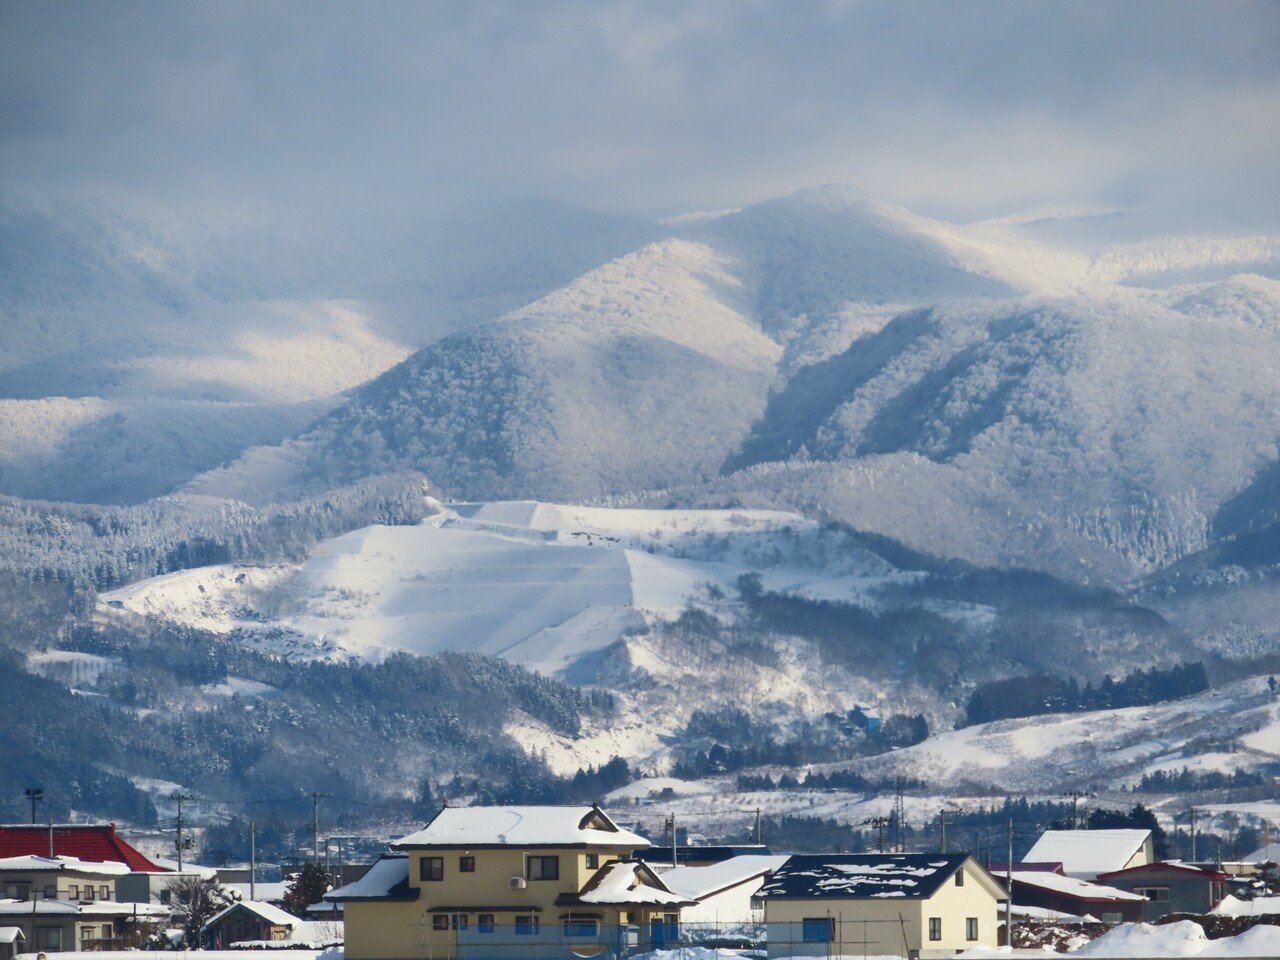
0,927,23,944
1096,860,1229,882
661,855,789,900
326,856,416,902
1245,842,1280,863
1012,870,1147,902
0,899,167,918
571,861,693,907
1022,830,1151,879
202,899,300,932
393,805,649,849
0,824,165,872
757,854,971,900
0,854,131,876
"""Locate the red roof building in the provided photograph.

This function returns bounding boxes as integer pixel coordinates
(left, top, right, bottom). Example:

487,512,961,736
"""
0,824,167,872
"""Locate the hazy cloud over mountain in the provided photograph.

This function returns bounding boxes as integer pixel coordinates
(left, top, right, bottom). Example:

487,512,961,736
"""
2,0,1277,226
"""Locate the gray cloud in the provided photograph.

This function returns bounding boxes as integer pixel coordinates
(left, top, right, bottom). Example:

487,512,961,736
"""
1,0,1277,227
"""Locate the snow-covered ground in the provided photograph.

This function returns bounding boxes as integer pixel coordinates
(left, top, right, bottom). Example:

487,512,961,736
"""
100,500,906,677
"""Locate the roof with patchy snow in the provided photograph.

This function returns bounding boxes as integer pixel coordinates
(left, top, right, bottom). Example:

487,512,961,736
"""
1011,870,1147,902
661,855,789,900
757,854,970,900
393,805,649,849
1022,830,1151,879
326,856,416,902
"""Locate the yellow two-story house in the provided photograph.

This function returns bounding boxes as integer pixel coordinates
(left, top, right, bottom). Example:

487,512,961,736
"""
330,804,693,960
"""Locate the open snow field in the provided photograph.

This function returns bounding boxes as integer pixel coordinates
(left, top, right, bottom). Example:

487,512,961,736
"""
100,500,903,676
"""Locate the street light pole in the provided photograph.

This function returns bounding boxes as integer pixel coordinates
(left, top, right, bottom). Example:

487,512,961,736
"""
24,788,43,825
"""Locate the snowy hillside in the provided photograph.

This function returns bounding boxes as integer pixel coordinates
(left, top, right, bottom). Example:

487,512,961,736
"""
100,500,905,676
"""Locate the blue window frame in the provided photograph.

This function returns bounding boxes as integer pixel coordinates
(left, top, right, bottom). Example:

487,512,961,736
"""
563,919,599,937
803,918,834,942
477,914,494,934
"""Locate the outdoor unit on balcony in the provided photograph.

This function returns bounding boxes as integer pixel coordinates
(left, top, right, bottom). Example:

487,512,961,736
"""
509,876,527,890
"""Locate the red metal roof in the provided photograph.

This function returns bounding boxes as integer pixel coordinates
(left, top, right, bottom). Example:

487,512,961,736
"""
0,824,167,872
1097,860,1230,882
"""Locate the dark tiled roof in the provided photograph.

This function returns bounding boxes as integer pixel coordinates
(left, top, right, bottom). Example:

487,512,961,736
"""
0,825,165,872
636,845,772,864
757,854,967,900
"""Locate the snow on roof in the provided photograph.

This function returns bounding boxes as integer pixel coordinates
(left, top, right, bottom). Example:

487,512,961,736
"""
326,857,411,901
393,805,649,849
1073,919,1280,957
1010,904,1091,923
228,881,290,902
0,898,167,918
149,857,219,879
1245,842,1280,863
0,927,24,944
1012,870,1147,902
576,862,691,906
0,854,131,876
661,855,789,900
203,899,301,932
758,854,968,900
1022,830,1151,878
230,920,343,949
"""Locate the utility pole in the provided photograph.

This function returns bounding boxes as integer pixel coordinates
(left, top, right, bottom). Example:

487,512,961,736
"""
311,792,331,863
1064,790,1088,829
670,813,677,866
1005,819,1013,946
862,817,890,852
939,811,947,854
1190,808,1197,862
172,794,195,871
24,787,43,825
755,808,762,845
249,821,257,902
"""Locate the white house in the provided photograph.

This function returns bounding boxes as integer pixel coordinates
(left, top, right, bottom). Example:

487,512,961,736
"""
1022,829,1153,881
661,854,788,929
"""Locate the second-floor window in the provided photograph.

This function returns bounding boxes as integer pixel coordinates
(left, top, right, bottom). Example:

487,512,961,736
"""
527,856,559,880
459,856,475,873
68,885,79,899
100,886,109,900
966,918,979,941
585,854,598,869
420,857,444,881
83,886,95,902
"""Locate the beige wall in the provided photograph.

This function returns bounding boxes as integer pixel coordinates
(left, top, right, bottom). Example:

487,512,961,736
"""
345,845,637,960
0,870,116,902
764,860,1004,959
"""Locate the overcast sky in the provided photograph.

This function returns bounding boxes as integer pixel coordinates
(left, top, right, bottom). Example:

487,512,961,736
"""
2,0,1278,228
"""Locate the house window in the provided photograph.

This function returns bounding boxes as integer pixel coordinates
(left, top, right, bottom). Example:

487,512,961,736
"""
459,856,475,873
929,917,942,941
966,918,979,941
515,915,540,936
43,885,55,900
68,885,79,899
802,918,834,942
81,927,95,943
955,869,965,886
160,889,172,905
452,914,468,930
564,918,600,937
432,916,449,931
35,928,61,950
478,914,495,933
2,884,28,900
102,924,113,940
1134,886,1170,901
1101,912,1123,923
83,885,95,901
420,857,444,881
586,854,599,869
527,856,559,880
100,885,110,899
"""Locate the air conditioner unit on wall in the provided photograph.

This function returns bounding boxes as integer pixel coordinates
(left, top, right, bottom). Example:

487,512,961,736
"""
509,876,527,890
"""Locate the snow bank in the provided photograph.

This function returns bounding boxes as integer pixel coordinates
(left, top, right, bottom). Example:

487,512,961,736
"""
1074,919,1280,957
1211,894,1280,916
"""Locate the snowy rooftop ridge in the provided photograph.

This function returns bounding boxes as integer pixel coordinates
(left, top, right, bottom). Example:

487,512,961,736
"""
1011,870,1147,902
325,856,412,902
0,854,132,876
575,861,692,906
392,805,649,849
661,855,790,900
1022,829,1152,879
203,899,302,932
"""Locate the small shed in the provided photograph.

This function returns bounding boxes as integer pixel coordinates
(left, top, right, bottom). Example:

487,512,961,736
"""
1009,868,1147,923
0,926,24,960
201,900,299,947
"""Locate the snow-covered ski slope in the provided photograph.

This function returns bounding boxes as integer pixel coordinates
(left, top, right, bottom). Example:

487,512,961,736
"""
100,500,906,676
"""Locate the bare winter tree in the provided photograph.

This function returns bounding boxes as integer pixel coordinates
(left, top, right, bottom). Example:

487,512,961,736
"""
168,874,239,947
